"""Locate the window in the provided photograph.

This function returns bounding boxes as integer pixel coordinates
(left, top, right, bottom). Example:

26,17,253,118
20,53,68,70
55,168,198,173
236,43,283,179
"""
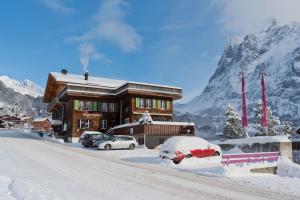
161,100,166,110
145,99,151,109
100,102,108,112
135,98,144,108
79,101,85,110
100,119,108,129
85,120,93,129
85,101,93,111
78,119,85,128
108,103,118,112
77,119,93,129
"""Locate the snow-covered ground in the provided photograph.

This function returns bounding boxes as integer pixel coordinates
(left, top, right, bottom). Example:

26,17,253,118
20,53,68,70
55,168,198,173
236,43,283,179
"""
0,131,299,200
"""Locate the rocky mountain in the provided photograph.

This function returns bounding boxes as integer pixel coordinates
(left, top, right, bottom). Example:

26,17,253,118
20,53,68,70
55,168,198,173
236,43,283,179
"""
0,76,46,117
176,22,300,137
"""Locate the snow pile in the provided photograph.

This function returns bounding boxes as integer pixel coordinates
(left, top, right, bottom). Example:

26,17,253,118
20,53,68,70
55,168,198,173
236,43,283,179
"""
277,158,300,178
0,176,14,199
214,135,290,145
160,136,221,159
138,111,153,125
0,75,44,98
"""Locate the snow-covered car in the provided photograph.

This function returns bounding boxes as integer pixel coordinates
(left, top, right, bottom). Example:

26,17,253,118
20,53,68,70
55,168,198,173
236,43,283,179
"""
159,136,222,164
78,131,103,144
98,135,139,150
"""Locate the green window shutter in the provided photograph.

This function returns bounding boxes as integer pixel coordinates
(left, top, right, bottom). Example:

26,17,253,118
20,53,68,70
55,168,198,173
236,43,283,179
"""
136,98,140,108
93,101,97,111
152,99,157,109
166,101,171,110
157,100,161,109
74,100,80,110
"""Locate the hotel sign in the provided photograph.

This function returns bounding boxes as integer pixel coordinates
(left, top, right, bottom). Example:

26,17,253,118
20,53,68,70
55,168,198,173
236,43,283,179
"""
82,113,102,118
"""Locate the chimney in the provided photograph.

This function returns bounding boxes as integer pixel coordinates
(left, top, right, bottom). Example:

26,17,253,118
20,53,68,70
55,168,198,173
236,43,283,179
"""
84,71,88,80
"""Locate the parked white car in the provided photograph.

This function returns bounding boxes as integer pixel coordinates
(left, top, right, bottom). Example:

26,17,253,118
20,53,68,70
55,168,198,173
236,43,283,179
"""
160,136,222,164
98,135,139,150
78,131,103,144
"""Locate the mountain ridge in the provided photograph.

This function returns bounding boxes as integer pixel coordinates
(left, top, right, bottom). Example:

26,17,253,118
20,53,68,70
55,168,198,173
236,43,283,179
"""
175,22,300,134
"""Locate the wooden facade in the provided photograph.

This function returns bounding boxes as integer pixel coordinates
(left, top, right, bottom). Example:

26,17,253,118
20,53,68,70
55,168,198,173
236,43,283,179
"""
43,71,193,143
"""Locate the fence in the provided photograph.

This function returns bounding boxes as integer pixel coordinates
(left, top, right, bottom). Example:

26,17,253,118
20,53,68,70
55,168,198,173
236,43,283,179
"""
221,152,280,165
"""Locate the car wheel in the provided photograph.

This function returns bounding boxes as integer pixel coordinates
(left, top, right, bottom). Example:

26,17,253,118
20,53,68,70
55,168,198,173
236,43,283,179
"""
173,159,182,164
104,144,111,151
128,144,135,150
214,151,220,156
84,145,89,148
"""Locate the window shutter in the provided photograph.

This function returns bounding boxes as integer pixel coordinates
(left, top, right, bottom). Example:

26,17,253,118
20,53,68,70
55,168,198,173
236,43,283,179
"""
166,101,171,110
74,100,80,110
157,100,161,109
93,102,97,111
152,99,157,109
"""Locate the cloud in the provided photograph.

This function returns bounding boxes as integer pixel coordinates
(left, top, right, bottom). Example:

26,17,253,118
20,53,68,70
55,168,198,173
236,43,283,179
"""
40,0,75,14
79,43,110,71
70,0,142,52
212,0,300,34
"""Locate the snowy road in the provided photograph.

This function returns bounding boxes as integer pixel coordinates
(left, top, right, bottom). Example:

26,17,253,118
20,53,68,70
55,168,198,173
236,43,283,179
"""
0,131,298,200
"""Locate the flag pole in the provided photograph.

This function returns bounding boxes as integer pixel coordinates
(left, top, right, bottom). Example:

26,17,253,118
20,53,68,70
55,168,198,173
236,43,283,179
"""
241,71,249,138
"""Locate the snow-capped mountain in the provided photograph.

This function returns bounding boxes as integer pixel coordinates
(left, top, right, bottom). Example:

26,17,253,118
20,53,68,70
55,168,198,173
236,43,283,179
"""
0,75,46,117
176,22,300,134
0,76,44,98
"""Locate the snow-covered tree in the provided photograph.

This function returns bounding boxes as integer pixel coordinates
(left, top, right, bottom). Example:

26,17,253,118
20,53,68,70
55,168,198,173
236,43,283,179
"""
223,104,243,139
254,102,280,136
138,111,153,125
281,123,292,137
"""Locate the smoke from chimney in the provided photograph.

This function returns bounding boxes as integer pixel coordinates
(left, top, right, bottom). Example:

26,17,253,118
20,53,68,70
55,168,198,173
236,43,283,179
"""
79,43,102,73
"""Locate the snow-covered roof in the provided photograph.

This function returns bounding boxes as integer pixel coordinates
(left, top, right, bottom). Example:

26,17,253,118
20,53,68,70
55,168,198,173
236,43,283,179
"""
50,72,126,89
212,135,290,145
33,118,49,122
50,72,182,90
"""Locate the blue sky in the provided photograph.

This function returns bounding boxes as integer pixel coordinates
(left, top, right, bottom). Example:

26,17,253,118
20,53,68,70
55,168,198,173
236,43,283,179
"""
1,0,299,102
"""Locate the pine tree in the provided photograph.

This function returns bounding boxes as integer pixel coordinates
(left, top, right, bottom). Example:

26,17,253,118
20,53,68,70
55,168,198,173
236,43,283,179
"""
254,102,280,136
223,104,243,139
282,123,292,137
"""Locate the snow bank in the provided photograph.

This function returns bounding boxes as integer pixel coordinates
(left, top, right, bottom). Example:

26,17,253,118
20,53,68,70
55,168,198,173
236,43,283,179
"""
0,176,14,200
160,136,221,158
213,135,290,145
277,158,300,178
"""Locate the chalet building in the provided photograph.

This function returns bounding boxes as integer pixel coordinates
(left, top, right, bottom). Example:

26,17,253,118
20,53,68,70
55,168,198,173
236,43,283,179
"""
32,118,51,132
43,71,195,147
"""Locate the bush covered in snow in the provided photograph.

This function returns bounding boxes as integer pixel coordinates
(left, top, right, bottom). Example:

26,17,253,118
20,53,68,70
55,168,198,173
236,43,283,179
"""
138,111,153,125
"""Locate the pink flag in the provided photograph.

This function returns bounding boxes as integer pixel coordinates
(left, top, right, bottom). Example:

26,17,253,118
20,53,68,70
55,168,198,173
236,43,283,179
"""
261,73,268,127
242,72,248,128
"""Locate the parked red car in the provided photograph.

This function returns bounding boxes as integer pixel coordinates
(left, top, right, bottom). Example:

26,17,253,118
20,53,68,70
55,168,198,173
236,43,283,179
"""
160,136,221,164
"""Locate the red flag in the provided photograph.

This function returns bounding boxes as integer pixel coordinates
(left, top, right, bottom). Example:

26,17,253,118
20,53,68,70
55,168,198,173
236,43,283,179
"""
261,73,268,127
242,72,248,128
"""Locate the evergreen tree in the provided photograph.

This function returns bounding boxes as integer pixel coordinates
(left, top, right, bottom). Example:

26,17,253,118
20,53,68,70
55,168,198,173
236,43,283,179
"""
282,123,292,137
223,104,243,139
254,102,280,136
